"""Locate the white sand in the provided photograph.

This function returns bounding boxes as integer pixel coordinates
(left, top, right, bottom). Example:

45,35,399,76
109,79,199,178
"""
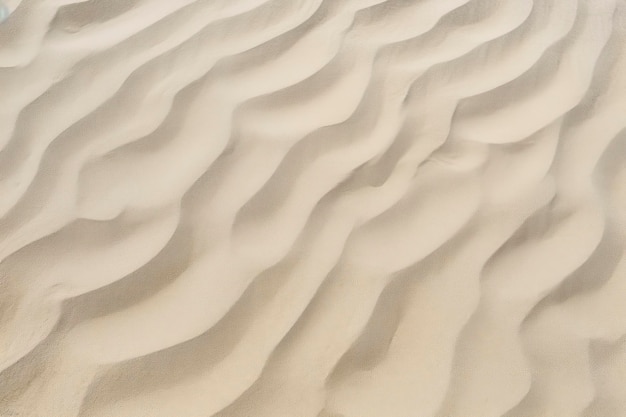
0,0,625,416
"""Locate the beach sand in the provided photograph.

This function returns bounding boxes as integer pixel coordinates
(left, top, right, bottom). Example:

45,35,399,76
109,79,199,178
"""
1,0,625,416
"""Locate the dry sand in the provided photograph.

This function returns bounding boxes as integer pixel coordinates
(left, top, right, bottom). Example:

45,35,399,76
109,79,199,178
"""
0,0,625,416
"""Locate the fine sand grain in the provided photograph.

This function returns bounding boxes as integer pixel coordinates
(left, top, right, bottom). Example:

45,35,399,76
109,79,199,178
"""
1,0,625,416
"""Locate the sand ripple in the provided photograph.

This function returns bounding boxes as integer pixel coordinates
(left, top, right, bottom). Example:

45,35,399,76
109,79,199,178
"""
0,0,625,416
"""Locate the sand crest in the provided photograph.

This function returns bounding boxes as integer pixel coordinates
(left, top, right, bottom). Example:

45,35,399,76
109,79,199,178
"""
1,0,625,416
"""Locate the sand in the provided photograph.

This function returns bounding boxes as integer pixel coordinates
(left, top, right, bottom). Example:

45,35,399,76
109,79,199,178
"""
0,0,625,416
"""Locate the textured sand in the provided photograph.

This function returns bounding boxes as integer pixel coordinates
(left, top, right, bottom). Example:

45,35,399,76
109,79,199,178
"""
0,0,625,416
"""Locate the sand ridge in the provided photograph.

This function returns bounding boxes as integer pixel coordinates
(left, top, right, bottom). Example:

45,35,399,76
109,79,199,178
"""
0,0,625,416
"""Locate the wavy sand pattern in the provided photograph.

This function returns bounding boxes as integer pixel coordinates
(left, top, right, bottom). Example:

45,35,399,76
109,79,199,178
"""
0,0,625,416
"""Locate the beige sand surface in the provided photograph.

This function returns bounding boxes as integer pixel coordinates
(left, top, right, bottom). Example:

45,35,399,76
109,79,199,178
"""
0,0,625,416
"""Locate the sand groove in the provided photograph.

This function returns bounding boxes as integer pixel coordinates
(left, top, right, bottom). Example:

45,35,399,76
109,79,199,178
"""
1,0,625,416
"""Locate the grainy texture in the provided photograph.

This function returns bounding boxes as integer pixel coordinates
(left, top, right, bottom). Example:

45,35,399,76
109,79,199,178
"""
0,0,625,416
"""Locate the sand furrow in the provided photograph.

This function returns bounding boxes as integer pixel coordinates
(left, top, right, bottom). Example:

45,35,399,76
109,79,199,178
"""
1,1,625,416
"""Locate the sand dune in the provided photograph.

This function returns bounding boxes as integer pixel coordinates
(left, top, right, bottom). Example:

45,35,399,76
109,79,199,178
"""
0,0,625,416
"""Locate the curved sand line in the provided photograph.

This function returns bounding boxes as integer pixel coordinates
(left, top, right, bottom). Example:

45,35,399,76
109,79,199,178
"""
1,0,625,416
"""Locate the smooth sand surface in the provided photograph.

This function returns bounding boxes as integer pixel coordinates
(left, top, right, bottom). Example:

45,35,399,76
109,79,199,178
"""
1,0,625,416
